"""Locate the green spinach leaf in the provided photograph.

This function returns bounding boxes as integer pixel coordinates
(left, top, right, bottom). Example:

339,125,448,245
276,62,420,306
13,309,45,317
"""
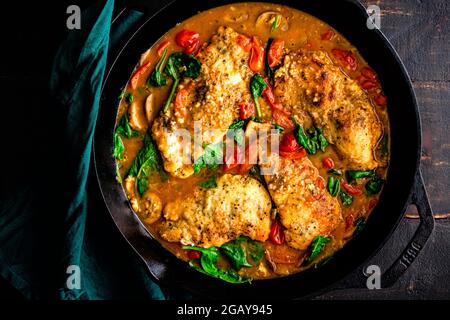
340,191,353,206
346,170,375,183
220,237,252,270
113,114,140,160
128,134,166,196
198,176,217,189
327,176,340,197
193,143,223,173
250,74,267,118
148,48,168,87
365,176,384,195
306,236,330,263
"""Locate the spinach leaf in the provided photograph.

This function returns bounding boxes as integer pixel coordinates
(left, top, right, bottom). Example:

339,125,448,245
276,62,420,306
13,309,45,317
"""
247,239,265,263
163,52,202,112
306,236,330,263
198,176,217,189
265,38,274,81
354,217,366,236
125,92,134,103
193,143,223,173
148,48,168,87
294,125,328,155
184,246,250,284
272,123,285,133
128,134,166,196
228,119,245,146
250,74,267,118
220,237,252,270
113,114,140,160
271,14,281,33
346,170,375,183
327,176,340,197
340,191,353,206
365,176,384,195
328,168,342,176
113,133,125,160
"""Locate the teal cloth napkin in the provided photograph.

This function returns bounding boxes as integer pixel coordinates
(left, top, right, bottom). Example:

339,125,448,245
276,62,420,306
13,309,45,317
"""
0,0,179,300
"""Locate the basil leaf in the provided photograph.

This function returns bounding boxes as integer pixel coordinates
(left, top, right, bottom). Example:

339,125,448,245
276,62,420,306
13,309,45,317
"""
327,176,340,197
184,246,250,284
365,176,384,195
128,134,166,196
148,48,168,87
340,191,353,206
354,217,366,236
250,74,267,118
198,176,217,189
294,125,327,154
265,38,274,81
346,170,375,183
295,124,313,153
306,236,330,262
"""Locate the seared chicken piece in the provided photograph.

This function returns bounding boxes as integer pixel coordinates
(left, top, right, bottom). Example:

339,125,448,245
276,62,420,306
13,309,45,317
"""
274,50,382,169
262,153,342,250
158,174,272,247
152,26,253,178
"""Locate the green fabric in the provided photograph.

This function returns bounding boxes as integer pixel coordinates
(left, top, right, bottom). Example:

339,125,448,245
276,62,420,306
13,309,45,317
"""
0,0,182,300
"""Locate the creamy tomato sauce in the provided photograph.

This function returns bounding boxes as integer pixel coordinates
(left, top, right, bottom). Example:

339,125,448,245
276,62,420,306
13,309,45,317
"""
114,2,390,281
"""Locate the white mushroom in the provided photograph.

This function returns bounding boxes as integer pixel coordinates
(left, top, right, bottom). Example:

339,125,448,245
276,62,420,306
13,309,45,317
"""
128,100,147,132
145,93,155,124
255,11,288,31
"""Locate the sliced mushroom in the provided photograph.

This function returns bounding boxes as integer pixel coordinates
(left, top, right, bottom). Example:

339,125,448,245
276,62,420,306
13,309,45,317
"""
225,12,249,23
128,100,147,132
145,93,155,124
124,176,162,224
255,11,289,31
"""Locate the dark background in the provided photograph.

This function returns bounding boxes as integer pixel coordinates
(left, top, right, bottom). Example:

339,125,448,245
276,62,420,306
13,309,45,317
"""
0,0,448,299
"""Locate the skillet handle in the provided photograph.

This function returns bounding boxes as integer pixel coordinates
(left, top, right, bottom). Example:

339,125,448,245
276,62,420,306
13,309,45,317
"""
331,168,434,291
380,168,434,287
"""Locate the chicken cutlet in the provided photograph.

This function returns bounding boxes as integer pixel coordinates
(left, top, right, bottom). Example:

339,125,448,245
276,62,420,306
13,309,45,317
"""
152,26,253,178
158,174,272,247
274,50,382,170
262,153,342,250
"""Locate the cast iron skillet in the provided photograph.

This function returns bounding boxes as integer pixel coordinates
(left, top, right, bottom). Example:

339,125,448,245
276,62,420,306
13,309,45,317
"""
94,0,435,299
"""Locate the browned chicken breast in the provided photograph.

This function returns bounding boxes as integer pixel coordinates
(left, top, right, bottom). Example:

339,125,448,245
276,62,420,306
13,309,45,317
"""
263,153,342,250
274,50,382,169
152,26,253,178
158,174,272,247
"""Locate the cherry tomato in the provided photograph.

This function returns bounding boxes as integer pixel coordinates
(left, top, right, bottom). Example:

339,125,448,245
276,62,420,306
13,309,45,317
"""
322,157,335,169
130,61,151,89
249,36,264,72
361,80,377,90
156,40,170,56
175,29,200,54
272,109,295,131
239,101,255,120
345,213,355,230
321,29,335,41
269,220,285,245
280,132,301,152
223,145,240,172
342,182,362,196
237,34,252,52
268,39,284,68
361,67,377,81
279,149,306,159
186,250,202,260
262,84,276,106
331,48,358,71
374,93,387,107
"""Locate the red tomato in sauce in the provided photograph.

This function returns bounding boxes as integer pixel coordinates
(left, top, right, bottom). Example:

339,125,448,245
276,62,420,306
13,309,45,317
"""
268,39,284,68
269,220,285,245
175,29,200,54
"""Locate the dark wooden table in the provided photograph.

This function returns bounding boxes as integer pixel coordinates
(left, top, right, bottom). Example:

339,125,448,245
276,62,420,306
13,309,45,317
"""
0,0,448,300
318,0,450,299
